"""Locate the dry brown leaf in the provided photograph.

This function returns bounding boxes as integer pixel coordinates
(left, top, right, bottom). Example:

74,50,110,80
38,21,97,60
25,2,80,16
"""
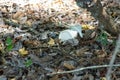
100,77,106,80
0,7,8,13
26,20,32,26
63,62,75,70
0,41,5,53
95,50,107,58
27,10,34,14
19,16,27,24
50,75,59,80
75,47,89,56
13,11,24,19
23,40,41,48
10,78,16,80
90,31,96,39
11,19,18,24
34,13,40,19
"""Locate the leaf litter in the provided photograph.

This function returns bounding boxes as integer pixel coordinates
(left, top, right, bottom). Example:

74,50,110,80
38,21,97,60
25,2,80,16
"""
0,0,120,80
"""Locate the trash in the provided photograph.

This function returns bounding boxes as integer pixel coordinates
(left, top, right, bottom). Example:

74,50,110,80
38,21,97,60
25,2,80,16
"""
59,24,83,41
70,24,83,38
59,29,78,41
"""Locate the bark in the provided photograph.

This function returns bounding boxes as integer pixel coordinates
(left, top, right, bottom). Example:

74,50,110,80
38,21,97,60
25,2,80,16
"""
76,0,120,36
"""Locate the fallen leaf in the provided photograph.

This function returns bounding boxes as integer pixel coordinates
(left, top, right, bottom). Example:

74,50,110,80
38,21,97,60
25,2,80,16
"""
95,50,107,58
26,20,32,26
0,41,5,53
10,78,16,80
19,48,28,56
6,44,13,52
63,62,75,70
19,16,27,24
91,31,96,39
82,24,95,30
24,59,33,67
11,19,18,24
50,75,59,80
13,11,24,19
48,38,55,46
63,61,75,70
5,37,13,45
5,37,13,51
100,77,106,80
27,10,34,14
75,47,89,56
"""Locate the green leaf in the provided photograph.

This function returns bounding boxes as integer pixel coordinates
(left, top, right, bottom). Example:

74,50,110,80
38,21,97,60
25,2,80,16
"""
5,37,13,51
6,37,12,45
6,44,13,51
25,59,33,67
97,31,108,46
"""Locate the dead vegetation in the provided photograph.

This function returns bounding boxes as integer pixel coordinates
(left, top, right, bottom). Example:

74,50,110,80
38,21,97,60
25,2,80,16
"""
0,0,120,80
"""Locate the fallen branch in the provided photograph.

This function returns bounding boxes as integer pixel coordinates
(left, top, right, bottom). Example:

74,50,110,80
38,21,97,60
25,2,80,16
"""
47,64,120,76
106,35,120,80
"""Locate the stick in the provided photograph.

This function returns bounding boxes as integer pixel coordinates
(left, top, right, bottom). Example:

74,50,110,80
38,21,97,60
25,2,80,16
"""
47,64,120,76
106,35,120,80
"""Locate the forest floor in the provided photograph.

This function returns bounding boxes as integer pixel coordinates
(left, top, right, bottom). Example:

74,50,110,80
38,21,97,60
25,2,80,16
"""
0,0,120,80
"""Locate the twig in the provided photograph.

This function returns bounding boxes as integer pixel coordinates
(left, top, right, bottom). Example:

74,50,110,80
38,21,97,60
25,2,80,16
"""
106,35,120,80
47,64,120,76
